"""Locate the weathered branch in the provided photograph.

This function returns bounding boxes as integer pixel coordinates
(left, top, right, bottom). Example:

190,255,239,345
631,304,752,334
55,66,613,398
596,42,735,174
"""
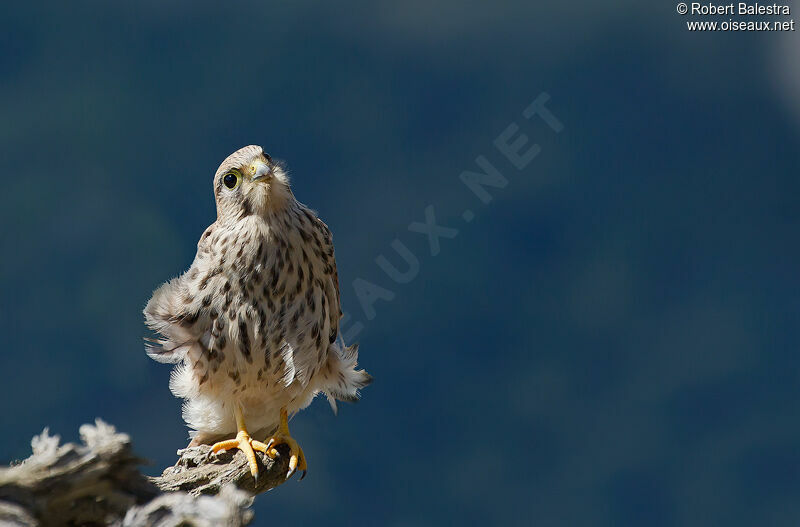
151,442,292,496
0,420,295,526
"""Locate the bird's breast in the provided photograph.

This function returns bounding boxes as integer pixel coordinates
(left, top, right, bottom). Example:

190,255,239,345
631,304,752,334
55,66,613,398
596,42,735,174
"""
189,214,332,403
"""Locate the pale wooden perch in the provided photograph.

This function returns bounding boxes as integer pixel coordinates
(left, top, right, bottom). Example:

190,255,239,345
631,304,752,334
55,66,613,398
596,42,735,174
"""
0,420,296,526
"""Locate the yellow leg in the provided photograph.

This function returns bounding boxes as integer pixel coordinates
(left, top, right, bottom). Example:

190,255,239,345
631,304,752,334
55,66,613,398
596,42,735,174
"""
210,403,270,481
265,407,307,480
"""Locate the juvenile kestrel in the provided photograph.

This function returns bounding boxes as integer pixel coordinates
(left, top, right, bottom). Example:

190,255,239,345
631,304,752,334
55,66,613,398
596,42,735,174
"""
144,145,371,480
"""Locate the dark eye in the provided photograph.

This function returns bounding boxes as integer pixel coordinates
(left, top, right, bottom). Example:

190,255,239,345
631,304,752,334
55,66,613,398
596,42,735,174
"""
223,172,239,189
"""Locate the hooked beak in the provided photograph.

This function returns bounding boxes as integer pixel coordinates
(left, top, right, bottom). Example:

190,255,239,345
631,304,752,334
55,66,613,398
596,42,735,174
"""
249,159,272,183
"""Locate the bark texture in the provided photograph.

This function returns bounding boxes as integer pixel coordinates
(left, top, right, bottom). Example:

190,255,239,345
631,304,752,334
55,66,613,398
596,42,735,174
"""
0,420,293,526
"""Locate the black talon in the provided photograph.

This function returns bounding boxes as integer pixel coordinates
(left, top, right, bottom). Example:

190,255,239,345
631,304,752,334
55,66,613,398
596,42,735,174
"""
299,469,307,481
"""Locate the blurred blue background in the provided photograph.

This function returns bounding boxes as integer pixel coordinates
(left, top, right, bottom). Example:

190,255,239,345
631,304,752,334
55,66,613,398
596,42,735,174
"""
1,2,799,526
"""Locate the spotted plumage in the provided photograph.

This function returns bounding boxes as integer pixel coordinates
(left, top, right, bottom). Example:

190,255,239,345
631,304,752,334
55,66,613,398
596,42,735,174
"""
144,145,371,449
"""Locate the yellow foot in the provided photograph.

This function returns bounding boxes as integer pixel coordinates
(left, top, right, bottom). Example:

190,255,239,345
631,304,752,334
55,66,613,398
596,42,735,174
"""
265,432,307,480
265,408,307,480
211,430,270,481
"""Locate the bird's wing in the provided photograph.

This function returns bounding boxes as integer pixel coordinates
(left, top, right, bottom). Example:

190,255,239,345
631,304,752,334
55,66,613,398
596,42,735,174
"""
144,276,198,363
144,229,216,363
315,217,342,343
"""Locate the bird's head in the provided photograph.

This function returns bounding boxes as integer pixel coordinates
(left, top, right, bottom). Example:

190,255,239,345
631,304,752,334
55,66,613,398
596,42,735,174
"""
213,145,292,221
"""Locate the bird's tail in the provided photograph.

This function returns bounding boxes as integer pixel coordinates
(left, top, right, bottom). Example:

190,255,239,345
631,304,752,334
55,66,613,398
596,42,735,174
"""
321,339,372,414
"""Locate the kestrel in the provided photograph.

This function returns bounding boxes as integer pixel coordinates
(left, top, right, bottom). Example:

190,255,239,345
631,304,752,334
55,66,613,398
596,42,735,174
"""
144,145,371,480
